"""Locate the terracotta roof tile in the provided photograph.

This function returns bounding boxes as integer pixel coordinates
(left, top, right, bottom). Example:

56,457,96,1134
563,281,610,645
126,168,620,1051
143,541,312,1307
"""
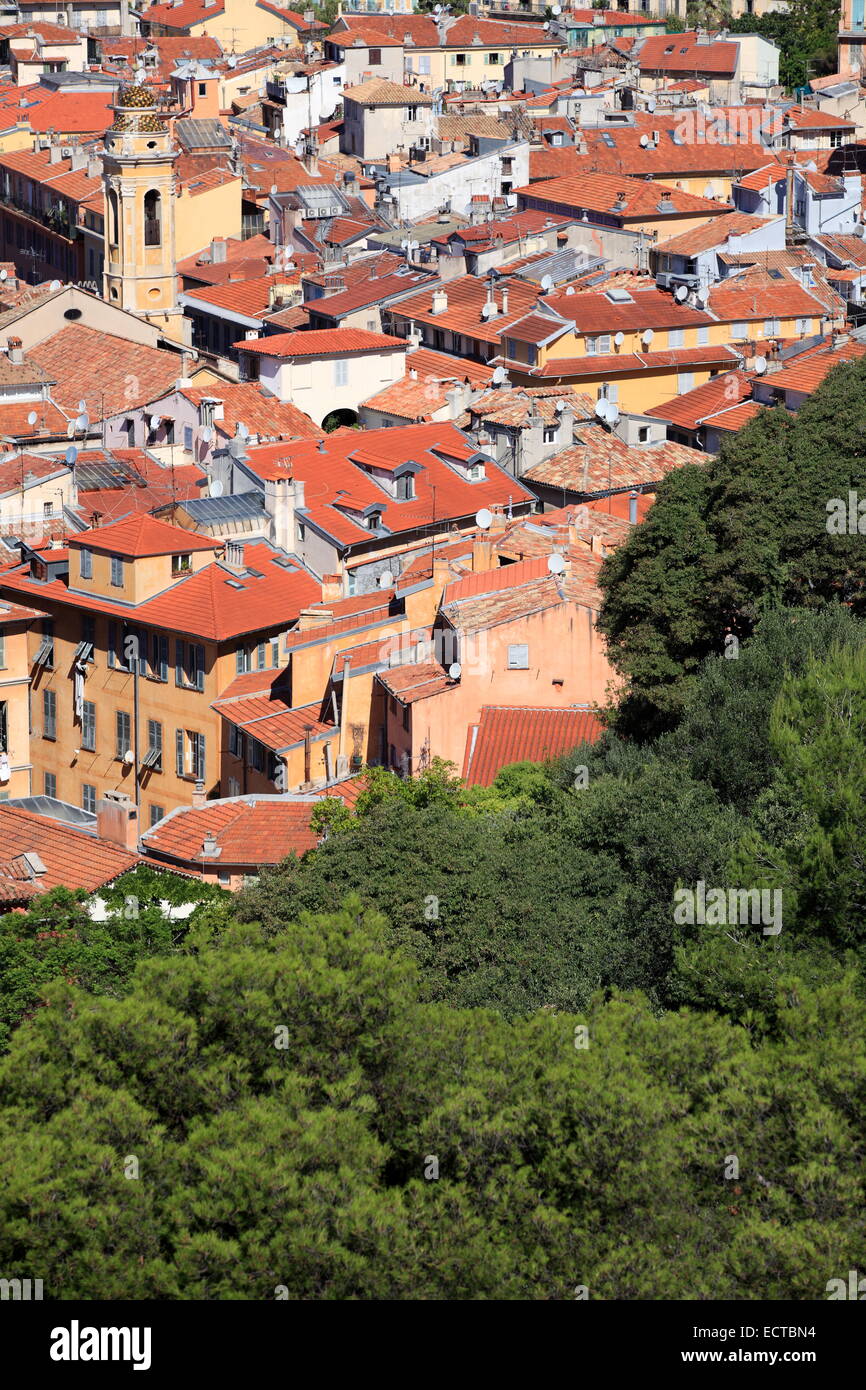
71,513,219,558
237,327,405,357
141,796,318,868
0,803,140,894
462,704,602,785
27,325,184,417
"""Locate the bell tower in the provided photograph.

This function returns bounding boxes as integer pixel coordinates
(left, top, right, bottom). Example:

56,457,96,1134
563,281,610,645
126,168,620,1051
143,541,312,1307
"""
102,82,184,342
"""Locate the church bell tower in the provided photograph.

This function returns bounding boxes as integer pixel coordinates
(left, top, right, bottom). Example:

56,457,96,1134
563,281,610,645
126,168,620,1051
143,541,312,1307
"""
102,82,184,342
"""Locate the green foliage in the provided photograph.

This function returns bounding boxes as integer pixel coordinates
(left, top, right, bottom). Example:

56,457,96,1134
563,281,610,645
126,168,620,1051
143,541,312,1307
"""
598,360,866,736
729,0,840,90
2,902,866,1299
0,871,225,1052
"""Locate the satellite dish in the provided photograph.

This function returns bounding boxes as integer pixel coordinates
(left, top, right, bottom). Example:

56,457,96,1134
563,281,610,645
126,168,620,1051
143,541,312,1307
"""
481,303,492,318
0,269,6,281
448,662,462,680
565,286,575,296
554,399,567,413
639,135,649,148
201,426,213,443
475,507,492,530
540,273,554,292
75,413,89,431
237,422,250,440
547,553,566,574
149,414,161,430
65,445,78,466
228,54,237,68
379,570,394,588
122,749,135,765
614,331,625,347
647,98,656,113
642,329,654,345
210,479,224,497
492,365,508,385
270,183,278,195
78,399,87,412
607,403,620,424
675,284,689,302
754,355,768,374
27,410,37,426
50,279,61,291
553,3,562,11
543,20,549,29
594,399,607,420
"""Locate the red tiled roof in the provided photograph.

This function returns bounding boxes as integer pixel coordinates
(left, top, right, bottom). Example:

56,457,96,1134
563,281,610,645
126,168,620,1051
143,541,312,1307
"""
517,170,729,219
333,14,560,48
27,326,185,417
462,705,602,786
71,514,219,558
0,803,140,894
178,382,323,441
237,327,406,357
389,273,541,347
141,797,318,868
140,0,225,28
531,344,742,377
0,449,68,495
636,34,738,75
1,541,322,643
524,427,704,493
544,283,713,334
707,276,828,321
645,368,754,429
753,339,866,394
654,211,776,257
361,347,493,421
529,136,775,185
212,693,334,754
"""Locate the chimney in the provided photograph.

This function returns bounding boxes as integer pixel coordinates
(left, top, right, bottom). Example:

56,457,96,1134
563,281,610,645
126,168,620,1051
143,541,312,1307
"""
567,509,584,545
48,142,63,165
500,286,509,315
471,534,494,572
201,830,221,858
489,504,507,534
629,490,639,524
96,791,138,852
431,552,451,594
87,155,101,179
223,540,245,571
321,572,342,603
264,474,305,552
211,237,227,264
6,336,23,364
192,780,207,808
70,145,87,173
431,287,448,315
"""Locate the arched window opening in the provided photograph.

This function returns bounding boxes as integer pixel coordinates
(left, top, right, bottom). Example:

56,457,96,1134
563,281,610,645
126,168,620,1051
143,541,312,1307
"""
108,189,119,250
144,190,161,247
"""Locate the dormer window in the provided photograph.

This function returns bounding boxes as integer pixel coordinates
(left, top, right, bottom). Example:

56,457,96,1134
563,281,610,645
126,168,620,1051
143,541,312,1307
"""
396,474,415,500
366,511,382,530
468,462,485,481
172,552,192,575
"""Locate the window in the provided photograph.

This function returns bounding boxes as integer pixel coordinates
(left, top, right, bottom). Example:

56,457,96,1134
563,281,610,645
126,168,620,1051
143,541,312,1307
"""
667,328,684,349
829,130,844,148
229,725,245,760
43,500,54,518
35,619,54,670
175,640,205,691
144,189,161,247
334,358,349,387
172,552,192,575
586,335,611,355
507,644,529,670
407,105,418,122
184,425,193,451
176,729,206,780
366,511,382,531
108,187,119,249
0,699,7,752
543,426,558,443
732,321,749,340
763,318,780,336
256,642,267,671
44,772,56,799
149,804,164,828
236,646,251,675
402,704,410,731
82,783,96,814
81,699,96,751
110,555,124,588
487,52,501,64
453,52,467,65
677,371,695,394
247,737,265,773
395,473,415,500
697,325,709,346
796,317,810,334
43,688,56,740
198,82,207,96
368,46,381,64
150,634,168,681
0,630,4,669
116,709,131,759
270,636,280,667
145,719,163,771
